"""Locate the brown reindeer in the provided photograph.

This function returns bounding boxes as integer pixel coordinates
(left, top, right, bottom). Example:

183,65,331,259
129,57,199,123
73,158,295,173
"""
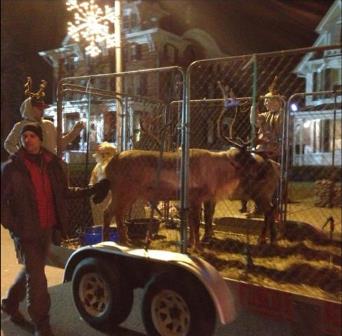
231,147,281,243
102,149,241,249
98,146,280,249
202,147,281,244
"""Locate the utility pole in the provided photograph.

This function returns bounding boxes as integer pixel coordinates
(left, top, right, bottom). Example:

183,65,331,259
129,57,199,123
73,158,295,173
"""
114,0,123,151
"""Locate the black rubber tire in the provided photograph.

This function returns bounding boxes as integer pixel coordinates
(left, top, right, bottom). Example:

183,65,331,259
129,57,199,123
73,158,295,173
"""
142,272,216,336
72,257,133,333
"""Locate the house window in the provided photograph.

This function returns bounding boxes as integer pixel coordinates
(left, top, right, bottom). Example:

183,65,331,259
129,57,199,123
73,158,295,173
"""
125,76,134,95
313,68,341,99
133,75,147,96
103,112,116,143
139,76,147,96
322,119,330,152
130,43,142,61
313,70,322,99
324,68,333,91
313,121,318,153
312,119,331,153
123,12,139,31
163,43,178,65
330,68,341,91
183,45,196,65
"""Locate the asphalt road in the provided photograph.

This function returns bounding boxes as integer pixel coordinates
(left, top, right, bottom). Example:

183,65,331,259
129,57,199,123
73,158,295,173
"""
1,226,294,336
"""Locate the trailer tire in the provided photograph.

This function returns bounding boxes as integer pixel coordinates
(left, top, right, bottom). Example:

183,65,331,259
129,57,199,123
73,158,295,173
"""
142,272,216,336
72,257,133,333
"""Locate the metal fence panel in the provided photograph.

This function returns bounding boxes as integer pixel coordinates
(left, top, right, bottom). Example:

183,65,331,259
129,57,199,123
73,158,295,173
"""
186,46,341,302
56,67,186,249
56,46,341,302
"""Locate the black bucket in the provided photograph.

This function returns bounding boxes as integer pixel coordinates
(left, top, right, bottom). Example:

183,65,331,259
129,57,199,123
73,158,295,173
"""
125,218,160,239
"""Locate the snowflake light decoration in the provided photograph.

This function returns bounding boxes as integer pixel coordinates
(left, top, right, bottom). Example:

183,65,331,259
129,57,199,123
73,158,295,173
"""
66,0,116,57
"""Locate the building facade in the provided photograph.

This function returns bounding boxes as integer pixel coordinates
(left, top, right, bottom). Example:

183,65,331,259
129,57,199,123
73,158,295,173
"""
292,0,341,166
38,0,225,157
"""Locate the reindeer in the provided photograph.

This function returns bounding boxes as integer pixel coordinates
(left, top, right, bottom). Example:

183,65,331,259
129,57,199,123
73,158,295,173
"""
199,81,281,244
94,81,280,248
202,143,281,244
96,144,280,249
101,149,241,249
206,79,281,244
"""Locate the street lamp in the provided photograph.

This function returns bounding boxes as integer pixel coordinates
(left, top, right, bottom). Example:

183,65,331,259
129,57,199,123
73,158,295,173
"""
66,0,116,57
66,0,123,149
114,0,123,151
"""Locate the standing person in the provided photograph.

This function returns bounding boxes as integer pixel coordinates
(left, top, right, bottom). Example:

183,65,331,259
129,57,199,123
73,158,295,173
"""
253,76,284,242
4,77,84,155
89,142,117,226
255,75,283,161
241,76,284,215
1,124,109,336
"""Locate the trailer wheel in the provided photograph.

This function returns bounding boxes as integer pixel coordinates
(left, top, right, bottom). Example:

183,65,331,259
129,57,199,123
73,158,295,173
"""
142,272,216,336
72,257,133,333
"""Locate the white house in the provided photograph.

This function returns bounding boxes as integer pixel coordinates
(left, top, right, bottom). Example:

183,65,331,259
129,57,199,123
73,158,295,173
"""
292,0,341,166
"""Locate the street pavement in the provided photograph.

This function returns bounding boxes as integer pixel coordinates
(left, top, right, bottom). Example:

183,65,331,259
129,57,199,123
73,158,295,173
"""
1,226,293,336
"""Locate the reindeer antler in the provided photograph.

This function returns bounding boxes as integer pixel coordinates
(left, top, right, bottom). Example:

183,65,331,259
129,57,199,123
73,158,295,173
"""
140,116,162,148
36,80,47,99
217,81,227,141
217,80,240,145
24,76,47,101
222,136,251,150
24,77,33,97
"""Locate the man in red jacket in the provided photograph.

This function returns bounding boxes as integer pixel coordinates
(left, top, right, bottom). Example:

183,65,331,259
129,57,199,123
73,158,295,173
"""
1,124,109,336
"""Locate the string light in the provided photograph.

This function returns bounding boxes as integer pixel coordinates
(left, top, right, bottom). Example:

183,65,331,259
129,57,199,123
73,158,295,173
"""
66,0,116,57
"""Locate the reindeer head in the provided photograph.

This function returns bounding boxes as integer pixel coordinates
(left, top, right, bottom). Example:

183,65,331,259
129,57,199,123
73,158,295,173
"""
225,137,253,165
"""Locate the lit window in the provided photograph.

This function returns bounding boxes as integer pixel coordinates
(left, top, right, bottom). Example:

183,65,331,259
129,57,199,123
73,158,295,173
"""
130,43,142,61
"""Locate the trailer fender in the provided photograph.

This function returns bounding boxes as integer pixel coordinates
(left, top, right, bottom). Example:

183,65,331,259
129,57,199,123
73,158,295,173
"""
63,242,236,325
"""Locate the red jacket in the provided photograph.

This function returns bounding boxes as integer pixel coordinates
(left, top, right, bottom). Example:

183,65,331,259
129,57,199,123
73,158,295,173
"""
1,148,90,240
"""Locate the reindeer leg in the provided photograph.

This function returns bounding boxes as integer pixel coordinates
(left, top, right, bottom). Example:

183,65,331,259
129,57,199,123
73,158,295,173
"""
256,200,268,245
115,209,130,246
239,200,248,213
268,206,277,244
202,200,215,243
258,216,268,245
189,204,202,251
103,205,115,242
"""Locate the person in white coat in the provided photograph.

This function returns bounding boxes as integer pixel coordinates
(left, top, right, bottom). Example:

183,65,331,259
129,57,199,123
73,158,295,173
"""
4,77,84,155
89,142,117,226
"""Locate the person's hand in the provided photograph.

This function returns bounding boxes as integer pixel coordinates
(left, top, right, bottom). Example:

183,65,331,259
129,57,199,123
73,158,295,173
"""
73,121,85,133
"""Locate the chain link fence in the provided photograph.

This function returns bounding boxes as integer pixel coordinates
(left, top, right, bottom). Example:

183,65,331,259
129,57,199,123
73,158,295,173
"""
186,45,341,302
57,46,341,302
56,66,185,248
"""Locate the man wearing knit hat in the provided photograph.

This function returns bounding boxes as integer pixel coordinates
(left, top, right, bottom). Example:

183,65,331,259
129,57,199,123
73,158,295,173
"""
4,77,84,155
245,76,284,241
1,124,110,336
255,76,284,161
21,123,43,140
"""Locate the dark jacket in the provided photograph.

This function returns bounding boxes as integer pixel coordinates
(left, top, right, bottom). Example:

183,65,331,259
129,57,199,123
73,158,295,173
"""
1,148,90,240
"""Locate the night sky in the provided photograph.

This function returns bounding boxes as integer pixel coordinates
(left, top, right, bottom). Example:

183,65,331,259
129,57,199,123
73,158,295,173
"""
0,0,335,159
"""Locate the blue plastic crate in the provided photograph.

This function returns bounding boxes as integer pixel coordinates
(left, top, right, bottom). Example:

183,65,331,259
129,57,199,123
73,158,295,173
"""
81,226,118,246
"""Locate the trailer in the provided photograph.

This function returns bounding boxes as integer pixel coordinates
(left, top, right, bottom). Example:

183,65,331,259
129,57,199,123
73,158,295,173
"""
49,241,236,336
51,56,341,335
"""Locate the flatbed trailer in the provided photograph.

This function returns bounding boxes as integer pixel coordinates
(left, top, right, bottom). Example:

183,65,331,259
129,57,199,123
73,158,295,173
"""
48,238,341,336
